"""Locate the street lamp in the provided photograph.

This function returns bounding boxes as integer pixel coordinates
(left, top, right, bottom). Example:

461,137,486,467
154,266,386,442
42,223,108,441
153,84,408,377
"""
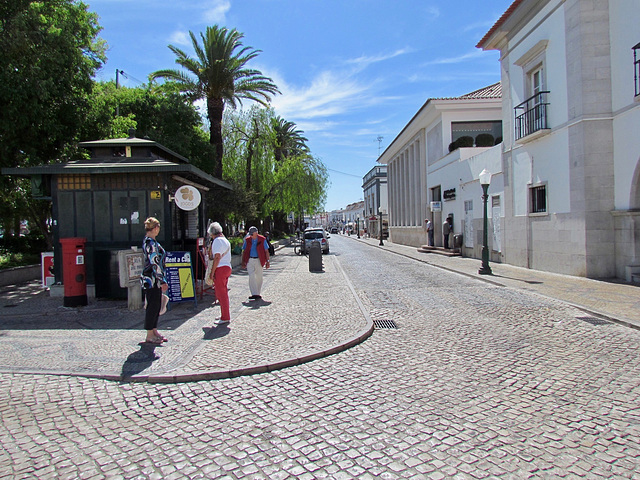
478,168,492,275
378,207,384,246
357,215,361,239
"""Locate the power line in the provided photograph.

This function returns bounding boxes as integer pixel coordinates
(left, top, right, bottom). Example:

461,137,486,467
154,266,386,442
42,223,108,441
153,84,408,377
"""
327,168,362,178
115,69,146,86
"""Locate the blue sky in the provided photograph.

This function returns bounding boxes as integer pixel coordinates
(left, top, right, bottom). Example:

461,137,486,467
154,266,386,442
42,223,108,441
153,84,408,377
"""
87,0,513,212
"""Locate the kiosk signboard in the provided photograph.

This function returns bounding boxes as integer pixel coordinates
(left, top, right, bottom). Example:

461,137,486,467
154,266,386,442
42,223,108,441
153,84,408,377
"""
165,251,196,305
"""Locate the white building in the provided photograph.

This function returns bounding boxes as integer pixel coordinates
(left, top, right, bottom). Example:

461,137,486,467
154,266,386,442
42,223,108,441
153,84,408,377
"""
378,83,503,249
478,0,640,281
362,165,388,238
343,201,365,233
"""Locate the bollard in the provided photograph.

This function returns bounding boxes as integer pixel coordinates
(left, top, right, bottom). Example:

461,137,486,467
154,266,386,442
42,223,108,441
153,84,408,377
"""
308,240,323,272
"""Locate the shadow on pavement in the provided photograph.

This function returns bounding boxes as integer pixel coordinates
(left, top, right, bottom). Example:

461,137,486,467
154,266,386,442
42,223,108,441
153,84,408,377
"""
121,343,161,378
241,299,273,309
202,325,231,340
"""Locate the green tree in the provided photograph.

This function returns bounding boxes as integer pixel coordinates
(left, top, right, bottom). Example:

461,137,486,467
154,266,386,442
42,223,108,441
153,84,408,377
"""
81,82,212,170
149,25,280,180
222,108,328,233
0,0,106,167
271,116,309,164
0,0,106,248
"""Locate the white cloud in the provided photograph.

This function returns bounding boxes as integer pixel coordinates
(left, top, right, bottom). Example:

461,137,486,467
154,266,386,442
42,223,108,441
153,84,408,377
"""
425,6,440,19
269,69,371,122
203,0,231,24
423,50,486,65
168,30,191,47
345,48,413,71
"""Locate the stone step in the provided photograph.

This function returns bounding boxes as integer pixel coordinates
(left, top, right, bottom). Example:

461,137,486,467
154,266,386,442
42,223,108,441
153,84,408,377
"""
417,246,461,257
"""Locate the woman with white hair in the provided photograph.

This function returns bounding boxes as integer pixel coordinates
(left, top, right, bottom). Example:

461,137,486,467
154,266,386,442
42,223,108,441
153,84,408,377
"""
207,222,232,326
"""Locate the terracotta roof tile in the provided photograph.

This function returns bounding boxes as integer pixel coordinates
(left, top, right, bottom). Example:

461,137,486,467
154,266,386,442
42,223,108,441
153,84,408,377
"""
476,0,524,49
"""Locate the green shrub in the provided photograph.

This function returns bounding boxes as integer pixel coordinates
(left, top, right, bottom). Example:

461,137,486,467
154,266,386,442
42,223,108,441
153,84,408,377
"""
0,252,40,270
457,136,474,147
475,134,495,147
228,236,244,255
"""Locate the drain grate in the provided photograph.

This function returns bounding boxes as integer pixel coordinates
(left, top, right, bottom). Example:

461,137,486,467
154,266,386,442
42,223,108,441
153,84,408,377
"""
577,316,610,326
373,319,398,329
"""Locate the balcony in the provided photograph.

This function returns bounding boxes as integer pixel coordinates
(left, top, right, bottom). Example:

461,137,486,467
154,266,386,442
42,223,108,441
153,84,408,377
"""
634,42,640,97
514,91,550,141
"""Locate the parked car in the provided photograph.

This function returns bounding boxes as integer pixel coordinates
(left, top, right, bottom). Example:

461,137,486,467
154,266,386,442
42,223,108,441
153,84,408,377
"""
330,227,339,234
303,228,329,254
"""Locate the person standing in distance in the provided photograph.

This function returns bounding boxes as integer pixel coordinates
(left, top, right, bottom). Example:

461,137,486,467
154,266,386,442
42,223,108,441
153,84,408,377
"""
140,217,168,344
241,226,270,300
425,218,434,247
442,216,452,249
207,222,232,326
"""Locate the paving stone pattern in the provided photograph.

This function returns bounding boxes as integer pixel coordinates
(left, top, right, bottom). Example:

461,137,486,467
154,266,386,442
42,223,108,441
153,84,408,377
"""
1,235,640,478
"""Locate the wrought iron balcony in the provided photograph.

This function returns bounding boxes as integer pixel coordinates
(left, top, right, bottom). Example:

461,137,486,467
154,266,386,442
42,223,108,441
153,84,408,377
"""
514,91,550,140
634,42,640,97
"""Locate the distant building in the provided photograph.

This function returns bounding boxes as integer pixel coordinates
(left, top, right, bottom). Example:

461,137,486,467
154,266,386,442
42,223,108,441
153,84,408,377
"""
362,165,388,238
378,83,502,249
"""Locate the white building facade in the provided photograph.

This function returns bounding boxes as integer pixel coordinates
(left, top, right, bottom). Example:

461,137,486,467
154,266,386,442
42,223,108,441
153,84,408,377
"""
378,84,503,249
362,165,388,237
478,0,640,280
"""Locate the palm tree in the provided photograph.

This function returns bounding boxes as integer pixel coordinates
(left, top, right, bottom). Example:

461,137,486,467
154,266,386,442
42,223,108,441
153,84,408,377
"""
150,26,280,179
271,116,309,164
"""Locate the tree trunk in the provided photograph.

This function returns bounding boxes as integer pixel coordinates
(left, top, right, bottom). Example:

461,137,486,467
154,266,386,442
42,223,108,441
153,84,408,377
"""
208,96,225,179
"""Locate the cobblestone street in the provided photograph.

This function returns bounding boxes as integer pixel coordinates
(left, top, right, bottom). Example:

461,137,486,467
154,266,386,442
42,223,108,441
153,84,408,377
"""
1,234,639,479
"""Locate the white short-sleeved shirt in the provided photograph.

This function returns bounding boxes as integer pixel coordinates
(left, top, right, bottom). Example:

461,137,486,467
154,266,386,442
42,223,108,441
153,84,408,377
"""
211,236,232,268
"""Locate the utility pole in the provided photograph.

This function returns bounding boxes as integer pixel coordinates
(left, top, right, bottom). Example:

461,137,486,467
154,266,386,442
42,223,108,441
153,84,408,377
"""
115,69,124,116
376,136,384,157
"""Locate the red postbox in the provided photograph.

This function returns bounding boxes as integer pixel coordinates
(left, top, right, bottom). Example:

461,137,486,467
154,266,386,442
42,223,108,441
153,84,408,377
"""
60,237,87,307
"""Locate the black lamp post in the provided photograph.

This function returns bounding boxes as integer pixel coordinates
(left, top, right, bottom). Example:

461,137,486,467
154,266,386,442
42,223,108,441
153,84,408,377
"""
357,215,360,239
378,207,384,246
478,168,492,275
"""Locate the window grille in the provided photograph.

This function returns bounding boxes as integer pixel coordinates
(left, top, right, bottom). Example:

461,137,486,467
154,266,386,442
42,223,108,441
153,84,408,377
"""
530,185,547,213
58,174,91,190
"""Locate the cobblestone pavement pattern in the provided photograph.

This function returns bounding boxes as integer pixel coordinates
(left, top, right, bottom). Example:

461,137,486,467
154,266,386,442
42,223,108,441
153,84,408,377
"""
1,234,640,478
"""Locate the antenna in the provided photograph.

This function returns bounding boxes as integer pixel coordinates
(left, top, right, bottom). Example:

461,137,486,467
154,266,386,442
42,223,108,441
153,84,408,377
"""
376,136,384,156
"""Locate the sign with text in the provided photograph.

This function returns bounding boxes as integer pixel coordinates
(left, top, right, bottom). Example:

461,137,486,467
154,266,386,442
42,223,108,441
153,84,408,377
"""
117,250,144,288
41,252,54,288
165,251,196,304
174,185,201,211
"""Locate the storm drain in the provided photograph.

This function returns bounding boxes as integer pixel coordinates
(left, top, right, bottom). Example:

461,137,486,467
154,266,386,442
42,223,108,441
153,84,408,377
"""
577,316,611,326
373,319,398,329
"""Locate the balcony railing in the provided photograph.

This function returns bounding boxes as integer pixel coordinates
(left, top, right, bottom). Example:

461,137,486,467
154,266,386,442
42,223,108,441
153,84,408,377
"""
634,42,640,97
514,91,550,140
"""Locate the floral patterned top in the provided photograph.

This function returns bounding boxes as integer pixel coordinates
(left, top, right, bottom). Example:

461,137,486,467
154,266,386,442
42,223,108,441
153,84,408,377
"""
140,236,167,289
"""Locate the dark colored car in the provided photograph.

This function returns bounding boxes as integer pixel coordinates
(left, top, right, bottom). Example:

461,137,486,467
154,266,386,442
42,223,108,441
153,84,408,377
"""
304,228,329,254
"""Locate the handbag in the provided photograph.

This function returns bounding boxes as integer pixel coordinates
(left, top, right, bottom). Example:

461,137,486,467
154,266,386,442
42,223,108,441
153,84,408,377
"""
205,243,230,286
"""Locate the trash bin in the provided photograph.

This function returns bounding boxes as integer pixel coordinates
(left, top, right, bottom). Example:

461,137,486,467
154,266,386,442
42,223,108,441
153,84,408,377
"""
453,234,463,249
60,237,87,307
308,240,323,272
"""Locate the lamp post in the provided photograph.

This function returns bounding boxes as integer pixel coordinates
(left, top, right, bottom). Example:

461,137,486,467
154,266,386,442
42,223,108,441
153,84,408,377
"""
378,207,384,246
357,215,361,239
478,168,492,275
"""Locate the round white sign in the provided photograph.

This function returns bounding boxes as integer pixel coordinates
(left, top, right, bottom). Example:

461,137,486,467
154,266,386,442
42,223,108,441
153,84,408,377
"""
174,185,201,211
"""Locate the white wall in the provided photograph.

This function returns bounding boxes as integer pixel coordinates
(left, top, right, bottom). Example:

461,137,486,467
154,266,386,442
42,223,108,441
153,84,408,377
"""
610,1,640,210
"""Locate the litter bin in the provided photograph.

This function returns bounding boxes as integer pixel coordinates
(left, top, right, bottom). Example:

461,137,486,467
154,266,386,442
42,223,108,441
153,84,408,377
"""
453,234,463,249
308,240,323,272
60,237,87,307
